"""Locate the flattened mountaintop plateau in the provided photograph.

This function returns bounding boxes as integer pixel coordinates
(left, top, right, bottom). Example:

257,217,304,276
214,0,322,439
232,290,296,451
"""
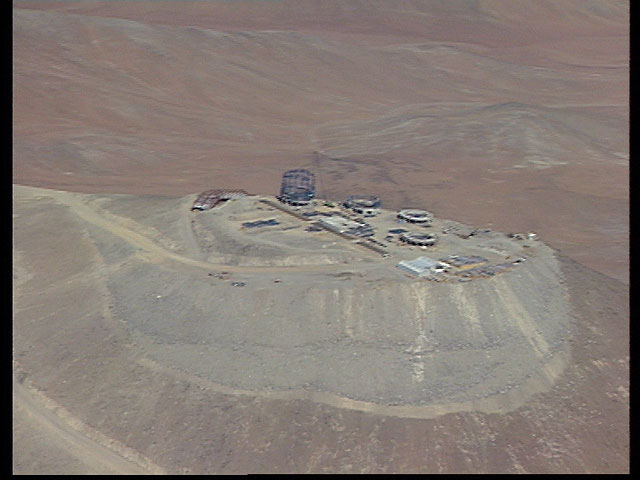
13,0,628,474
14,186,572,413
13,182,628,474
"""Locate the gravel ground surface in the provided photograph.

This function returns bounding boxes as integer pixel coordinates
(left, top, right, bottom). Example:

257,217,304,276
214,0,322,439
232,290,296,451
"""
53,191,573,408
13,185,627,473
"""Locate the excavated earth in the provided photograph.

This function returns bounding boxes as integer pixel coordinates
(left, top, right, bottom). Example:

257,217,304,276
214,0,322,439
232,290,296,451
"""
12,185,627,473
48,189,572,411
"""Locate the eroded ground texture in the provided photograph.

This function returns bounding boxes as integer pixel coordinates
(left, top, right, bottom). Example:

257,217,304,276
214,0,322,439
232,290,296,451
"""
13,0,628,474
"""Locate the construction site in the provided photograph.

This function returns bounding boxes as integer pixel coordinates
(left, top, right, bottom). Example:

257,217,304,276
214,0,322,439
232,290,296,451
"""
10,173,573,415
53,166,566,410
11,182,620,473
189,169,537,283
12,1,628,473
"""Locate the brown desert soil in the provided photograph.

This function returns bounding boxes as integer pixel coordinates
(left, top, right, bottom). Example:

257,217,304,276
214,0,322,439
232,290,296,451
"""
13,0,628,474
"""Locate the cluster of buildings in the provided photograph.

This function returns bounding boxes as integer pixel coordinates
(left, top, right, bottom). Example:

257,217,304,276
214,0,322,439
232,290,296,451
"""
192,168,441,253
191,168,525,282
274,168,436,242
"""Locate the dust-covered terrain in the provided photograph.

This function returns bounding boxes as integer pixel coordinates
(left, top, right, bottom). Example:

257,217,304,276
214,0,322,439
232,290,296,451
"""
15,188,571,411
12,185,628,473
13,0,628,474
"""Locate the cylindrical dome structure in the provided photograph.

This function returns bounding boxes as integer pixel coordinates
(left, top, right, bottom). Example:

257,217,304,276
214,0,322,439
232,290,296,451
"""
397,209,433,224
279,169,316,205
344,194,381,216
400,232,438,246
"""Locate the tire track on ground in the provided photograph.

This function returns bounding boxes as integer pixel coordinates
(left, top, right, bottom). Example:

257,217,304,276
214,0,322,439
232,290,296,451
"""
14,185,570,419
136,349,570,420
36,187,356,275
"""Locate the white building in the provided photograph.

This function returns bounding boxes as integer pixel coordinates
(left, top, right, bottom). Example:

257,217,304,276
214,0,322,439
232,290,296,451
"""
396,256,448,277
318,216,374,237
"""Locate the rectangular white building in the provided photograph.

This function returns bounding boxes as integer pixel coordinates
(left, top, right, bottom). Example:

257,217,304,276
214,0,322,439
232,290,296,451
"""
396,256,445,277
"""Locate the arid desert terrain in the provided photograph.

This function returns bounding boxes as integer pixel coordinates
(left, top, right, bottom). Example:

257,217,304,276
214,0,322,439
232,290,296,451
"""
13,0,628,474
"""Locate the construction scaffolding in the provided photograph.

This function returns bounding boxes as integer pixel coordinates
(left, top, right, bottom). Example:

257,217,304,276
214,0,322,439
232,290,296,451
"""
397,209,433,224
344,194,381,217
278,169,316,205
399,231,438,246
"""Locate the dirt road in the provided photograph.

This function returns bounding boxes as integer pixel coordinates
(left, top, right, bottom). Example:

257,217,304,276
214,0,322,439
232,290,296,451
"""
40,186,378,275
13,378,162,475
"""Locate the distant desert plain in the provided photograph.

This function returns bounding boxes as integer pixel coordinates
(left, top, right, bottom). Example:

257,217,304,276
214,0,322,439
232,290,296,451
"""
13,0,628,474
